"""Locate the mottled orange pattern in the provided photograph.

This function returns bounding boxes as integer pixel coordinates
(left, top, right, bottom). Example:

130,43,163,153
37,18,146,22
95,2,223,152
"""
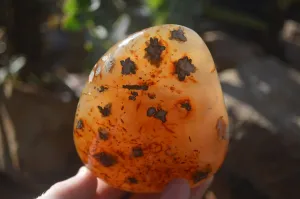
73,24,229,193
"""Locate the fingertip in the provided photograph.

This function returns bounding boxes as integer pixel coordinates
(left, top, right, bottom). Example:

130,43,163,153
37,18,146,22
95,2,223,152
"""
76,166,93,177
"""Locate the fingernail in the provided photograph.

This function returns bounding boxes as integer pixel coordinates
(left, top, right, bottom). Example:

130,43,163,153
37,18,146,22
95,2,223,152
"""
161,179,190,199
76,166,88,176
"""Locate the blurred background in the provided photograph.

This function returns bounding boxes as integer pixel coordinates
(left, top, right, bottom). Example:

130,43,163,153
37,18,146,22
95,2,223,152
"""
0,0,300,198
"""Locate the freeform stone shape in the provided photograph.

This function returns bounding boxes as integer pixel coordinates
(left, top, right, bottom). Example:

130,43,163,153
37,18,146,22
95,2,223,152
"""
73,24,229,193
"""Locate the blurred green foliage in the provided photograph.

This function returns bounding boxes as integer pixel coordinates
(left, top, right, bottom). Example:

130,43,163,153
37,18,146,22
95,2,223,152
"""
2,0,299,85
63,0,94,31
60,0,300,71
146,0,202,27
61,0,299,32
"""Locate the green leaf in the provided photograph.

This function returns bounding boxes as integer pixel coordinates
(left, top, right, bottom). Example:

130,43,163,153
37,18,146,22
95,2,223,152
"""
62,15,83,31
63,0,91,14
62,0,94,31
146,0,164,10
63,0,79,15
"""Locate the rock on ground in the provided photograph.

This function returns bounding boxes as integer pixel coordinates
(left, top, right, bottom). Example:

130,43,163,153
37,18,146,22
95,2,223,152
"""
216,56,300,199
282,20,300,70
202,31,263,72
0,83,81,197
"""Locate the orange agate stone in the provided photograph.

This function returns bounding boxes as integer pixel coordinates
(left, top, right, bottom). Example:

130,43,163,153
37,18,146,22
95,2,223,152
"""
73,24,229,193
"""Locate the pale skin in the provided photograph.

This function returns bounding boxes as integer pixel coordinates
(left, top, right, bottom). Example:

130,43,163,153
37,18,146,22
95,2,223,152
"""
37,166,213,199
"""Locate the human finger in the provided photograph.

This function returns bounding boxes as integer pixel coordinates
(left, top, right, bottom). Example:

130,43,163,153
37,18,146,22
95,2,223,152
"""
37,166,97,199
129,176,213,199
190,176,214,199
160,179,191,199
93,177,128,199
128,178,190,199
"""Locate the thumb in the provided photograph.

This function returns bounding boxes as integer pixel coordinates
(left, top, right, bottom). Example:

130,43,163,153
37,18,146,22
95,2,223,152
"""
37,167,97,199
160,179,191,199
190,177,214,199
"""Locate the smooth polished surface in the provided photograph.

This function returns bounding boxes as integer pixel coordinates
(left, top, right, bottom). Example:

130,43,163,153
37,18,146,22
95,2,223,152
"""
73,24,228,193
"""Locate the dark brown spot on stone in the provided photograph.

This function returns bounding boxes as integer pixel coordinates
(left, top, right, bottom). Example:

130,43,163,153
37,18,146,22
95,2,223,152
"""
98,103,112,117
170,28,187,42
127,177,138,184
76,119,83,129
181,101,191,111
154,109,167,123
147,107,156,117
123,84,148,91
98,128,109,140
93,152,117,167
96,86,108,93
216,116,227,140
120,57,137,75
174,56,196,81
128,96,135,101
129,91,138,101
147,93,156,99
145,37,166,63
132,147,143,157
128,95,136,101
